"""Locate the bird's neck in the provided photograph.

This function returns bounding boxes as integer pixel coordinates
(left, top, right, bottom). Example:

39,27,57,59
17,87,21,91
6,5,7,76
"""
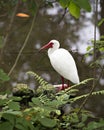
48,48,57,56
48,43,60,57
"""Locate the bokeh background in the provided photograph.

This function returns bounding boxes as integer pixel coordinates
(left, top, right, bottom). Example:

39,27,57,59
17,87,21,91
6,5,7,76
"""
0,0,104,117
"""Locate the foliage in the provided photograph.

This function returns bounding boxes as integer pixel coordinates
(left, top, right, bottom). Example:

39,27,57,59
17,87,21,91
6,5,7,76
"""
42,0,91,18
27,71,49,88
0,0,91,18
85,19,104,68
0,69,10,83
86,35,104,69
57,0,91,18
0,71,104,130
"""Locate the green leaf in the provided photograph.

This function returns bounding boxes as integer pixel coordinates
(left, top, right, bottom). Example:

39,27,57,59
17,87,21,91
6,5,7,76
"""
0,99,7,106
2,113,15,125
86,121,104,130
73,0,91,12
59,0,69,8
46,99,65,108
16,117,35,130
86,45,92,51
0,122,13,130
3,110,22,116
32,97,42,106
39,117,57,128
68,1,80,18
15,124,26,130
0,69,10,82
77,122,85,128
81,113,88,123
98,18,104,26
71,113,79,123
9,96,22,101
99,47,104,52
8,101,20,110
100,35,104,39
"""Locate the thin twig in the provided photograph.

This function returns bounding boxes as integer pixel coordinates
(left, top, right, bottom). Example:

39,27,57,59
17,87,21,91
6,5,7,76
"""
58,8,67,25
77,0,98,114
8,7,39,76
0,1,19,59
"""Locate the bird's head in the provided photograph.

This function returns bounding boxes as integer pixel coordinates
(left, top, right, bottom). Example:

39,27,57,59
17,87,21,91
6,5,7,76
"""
39,40,60,51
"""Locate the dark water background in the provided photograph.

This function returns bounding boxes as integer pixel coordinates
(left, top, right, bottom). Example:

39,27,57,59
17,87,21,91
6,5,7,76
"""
0,1,104,117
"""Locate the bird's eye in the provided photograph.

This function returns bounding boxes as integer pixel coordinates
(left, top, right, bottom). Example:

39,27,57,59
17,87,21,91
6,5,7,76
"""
49,42,54,48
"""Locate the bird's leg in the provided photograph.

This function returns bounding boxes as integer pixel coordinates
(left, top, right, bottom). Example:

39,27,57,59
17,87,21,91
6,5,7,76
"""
61,76,65,90
67,80,70,88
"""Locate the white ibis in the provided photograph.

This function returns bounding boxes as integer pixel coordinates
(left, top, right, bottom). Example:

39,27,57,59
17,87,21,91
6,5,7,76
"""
40,40,80,90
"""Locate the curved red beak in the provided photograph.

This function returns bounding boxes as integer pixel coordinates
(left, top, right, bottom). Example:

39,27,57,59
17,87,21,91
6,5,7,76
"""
39,42,53,51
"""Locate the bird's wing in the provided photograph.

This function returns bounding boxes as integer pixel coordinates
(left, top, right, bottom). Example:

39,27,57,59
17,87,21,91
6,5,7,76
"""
49,49,79,84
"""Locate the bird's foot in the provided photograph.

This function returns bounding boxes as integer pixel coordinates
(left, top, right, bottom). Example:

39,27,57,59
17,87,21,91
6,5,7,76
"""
62,84,69,90
54,84,70,92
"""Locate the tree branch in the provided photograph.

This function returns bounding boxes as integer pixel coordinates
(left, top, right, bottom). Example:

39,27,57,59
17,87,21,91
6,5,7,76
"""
58,8,67,25
8,6,39,76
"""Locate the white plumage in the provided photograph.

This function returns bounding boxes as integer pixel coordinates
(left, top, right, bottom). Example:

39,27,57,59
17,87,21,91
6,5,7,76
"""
40,40,79,88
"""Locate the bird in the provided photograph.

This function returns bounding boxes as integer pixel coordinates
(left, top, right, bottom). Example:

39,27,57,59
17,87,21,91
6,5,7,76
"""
39,40,79,90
